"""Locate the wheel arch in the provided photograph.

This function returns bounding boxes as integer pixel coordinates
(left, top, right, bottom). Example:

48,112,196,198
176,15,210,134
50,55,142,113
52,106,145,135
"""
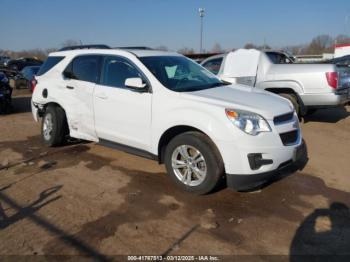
264,87,297,94
157,125,223,165
39,101,66,117
264,87,306,115
39,101,70,132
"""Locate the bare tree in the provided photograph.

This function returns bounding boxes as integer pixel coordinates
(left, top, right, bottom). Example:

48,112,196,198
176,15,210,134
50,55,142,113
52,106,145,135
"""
284,45,306,56
177,47,195,55
0,47,58,60
306,35,333,54
211,43,224,53
244,43,257,49
61,39,81,48
243,43,271,50
154,45,168,51
335,34,350,45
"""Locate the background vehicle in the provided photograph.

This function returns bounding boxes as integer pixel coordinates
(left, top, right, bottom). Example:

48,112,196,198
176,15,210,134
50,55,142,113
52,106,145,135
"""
201,49,350,115
0,72,12,113
0,56,10,66
13,65,40,89
4,57,42,72
31,46,306,194
264,50,295,64
323,55,350,67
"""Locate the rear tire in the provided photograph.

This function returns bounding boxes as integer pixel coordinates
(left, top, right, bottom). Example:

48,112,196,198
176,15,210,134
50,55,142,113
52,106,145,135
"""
41,106,68,147
280,93,300,116
164,131,224,195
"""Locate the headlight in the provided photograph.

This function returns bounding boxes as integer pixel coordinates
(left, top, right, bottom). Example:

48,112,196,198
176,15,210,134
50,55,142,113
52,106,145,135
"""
225,109,271,136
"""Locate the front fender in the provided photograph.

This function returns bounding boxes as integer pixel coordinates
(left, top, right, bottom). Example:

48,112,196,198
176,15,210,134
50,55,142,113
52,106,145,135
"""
151,106,235,156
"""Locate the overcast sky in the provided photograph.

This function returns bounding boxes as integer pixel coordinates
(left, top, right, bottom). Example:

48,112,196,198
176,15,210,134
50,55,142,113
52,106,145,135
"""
0,0,349,51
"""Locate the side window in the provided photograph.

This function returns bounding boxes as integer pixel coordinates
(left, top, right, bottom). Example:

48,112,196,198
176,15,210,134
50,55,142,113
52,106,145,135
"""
73,55,101,83
64,55,101,83
202,57,223,75
101,56,142,88
37,56,64,76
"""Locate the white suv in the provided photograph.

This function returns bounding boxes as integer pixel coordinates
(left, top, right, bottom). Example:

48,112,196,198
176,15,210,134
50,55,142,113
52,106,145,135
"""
31,46,307,194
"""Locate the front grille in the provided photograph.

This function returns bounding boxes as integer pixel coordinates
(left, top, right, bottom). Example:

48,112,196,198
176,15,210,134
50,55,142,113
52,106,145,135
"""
274,112,294,125
280,130,298,146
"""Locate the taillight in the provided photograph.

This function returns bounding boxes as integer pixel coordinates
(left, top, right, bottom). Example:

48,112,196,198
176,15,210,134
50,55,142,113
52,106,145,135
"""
325,72,338,89
31,78,37,93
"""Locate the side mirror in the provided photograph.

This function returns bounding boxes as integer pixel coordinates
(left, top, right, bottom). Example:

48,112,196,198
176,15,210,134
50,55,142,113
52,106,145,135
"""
125,77,147,91
63,70,75,79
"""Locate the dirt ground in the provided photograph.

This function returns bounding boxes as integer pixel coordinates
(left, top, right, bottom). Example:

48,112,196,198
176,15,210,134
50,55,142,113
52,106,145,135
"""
0,90,350,261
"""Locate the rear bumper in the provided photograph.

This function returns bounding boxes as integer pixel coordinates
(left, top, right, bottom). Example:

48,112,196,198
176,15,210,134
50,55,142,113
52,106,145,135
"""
226,141,308,191
300,89,350,108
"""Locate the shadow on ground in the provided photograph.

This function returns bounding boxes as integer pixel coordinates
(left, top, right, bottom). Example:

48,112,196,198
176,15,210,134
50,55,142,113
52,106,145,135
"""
290,202,350,261
0,184,62,230
11,96,32,114
0,184,109,261
1,136,350,258
304,106,350,124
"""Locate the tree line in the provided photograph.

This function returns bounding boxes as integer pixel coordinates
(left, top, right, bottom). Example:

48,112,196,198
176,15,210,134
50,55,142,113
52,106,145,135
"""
164,34,350,55
1,34,350,60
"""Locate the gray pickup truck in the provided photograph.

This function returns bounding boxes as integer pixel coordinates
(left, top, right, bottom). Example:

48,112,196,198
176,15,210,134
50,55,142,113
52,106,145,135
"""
201,49,350,115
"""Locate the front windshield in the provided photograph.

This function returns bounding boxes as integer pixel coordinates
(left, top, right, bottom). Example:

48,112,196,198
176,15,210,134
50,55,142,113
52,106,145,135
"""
139,56,225,92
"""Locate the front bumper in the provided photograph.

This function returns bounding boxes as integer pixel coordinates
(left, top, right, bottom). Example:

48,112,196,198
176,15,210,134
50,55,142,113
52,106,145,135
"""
226,141,308,191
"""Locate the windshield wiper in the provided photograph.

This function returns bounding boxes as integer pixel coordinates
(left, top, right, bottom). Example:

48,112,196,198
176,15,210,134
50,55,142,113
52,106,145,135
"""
175,82,228,92
206,82,227,88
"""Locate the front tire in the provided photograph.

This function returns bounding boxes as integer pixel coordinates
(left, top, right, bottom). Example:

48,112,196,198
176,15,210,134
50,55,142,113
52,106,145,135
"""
164,131,224,195
41,106,68,147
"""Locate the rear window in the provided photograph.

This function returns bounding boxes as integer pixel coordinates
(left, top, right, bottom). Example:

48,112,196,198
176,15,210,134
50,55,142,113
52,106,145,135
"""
202,57,223,75
37,56,65,76
266,52,293,64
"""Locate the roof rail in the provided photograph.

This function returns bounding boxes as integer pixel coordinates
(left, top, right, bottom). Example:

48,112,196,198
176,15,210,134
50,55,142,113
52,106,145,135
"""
59,44,111,51
115,46,153,50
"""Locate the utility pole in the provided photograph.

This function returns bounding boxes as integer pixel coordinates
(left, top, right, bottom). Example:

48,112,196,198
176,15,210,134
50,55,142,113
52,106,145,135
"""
199,8,205,53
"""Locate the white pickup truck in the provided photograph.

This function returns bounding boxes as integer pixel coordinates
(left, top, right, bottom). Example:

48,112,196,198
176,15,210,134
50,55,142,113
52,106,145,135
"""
201,49,350,115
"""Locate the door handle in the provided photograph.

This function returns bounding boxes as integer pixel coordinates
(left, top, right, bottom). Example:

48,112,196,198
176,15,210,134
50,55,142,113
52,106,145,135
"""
66,85,74,90
95,93,108,99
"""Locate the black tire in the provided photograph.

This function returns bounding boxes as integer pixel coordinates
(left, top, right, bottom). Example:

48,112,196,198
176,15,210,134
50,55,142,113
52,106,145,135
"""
0,99,5,114
306,108,317,115
280,93,300,116
0,98,11,114
41,105,68,147
164,131,224,195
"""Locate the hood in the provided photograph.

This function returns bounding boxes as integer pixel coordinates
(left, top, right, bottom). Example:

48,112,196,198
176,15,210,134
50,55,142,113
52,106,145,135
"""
181,85,294,120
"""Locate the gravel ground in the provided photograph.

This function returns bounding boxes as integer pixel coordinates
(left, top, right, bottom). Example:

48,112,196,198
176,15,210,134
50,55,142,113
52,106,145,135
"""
0,90,349,261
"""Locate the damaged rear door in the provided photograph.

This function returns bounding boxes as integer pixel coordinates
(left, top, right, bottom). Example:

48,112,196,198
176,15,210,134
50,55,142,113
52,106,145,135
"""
62,55,102,141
